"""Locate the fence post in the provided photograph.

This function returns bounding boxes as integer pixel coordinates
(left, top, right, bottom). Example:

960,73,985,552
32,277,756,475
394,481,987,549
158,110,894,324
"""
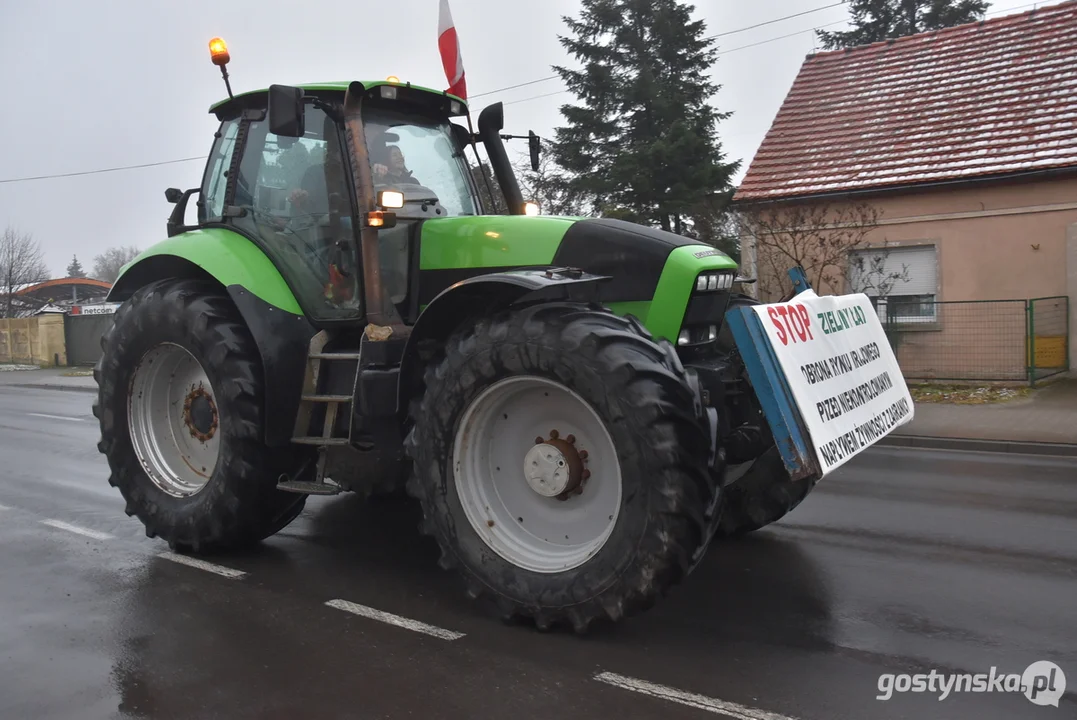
1026,299,1035,387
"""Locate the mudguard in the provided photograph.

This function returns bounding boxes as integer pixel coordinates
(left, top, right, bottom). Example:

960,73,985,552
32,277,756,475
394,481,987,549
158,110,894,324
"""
107,229,315,447
397,267,609,414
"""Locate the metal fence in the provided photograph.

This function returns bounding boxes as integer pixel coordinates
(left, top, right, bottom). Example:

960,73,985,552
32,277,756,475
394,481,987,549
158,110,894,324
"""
877,296,1070,385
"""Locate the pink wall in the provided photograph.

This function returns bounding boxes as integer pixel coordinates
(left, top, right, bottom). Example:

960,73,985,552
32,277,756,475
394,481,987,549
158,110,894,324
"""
860,176,1077,301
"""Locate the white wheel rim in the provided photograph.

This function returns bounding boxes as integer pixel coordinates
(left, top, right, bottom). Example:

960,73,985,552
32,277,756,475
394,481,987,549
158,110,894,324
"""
452,375,622,574
128,343,220,498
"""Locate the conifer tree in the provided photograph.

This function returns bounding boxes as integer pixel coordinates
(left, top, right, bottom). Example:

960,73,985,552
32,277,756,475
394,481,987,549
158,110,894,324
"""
817,0,990,50
550,0,739,235
66,254,86,278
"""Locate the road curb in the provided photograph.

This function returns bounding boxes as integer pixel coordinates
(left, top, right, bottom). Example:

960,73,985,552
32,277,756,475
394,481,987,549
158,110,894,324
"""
878,434,1077,457
4,383,97,395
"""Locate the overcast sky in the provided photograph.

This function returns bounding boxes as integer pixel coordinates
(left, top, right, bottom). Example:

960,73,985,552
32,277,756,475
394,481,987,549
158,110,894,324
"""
0,0,1030,277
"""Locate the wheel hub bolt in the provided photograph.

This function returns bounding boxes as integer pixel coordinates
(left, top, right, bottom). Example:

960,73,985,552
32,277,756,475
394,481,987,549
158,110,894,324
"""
566,434,576,444
579,450,589,460
549,429,559,440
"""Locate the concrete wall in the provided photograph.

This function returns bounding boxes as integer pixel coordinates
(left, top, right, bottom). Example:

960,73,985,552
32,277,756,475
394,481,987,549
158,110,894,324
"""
1069,221,1077,372
0,316,67,367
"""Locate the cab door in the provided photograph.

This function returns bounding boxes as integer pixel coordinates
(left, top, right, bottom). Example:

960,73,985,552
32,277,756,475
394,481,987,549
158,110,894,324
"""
228,101,364,323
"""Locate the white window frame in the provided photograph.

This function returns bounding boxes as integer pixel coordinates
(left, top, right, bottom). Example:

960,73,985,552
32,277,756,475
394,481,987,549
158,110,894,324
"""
848,244,938,325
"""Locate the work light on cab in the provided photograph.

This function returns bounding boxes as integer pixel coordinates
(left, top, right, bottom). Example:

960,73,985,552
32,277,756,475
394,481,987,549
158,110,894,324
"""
380,77,403,100
378,190,405,209
524,201,540,216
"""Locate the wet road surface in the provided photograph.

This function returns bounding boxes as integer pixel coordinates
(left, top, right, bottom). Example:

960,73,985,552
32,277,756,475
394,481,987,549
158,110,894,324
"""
1,384,1075,719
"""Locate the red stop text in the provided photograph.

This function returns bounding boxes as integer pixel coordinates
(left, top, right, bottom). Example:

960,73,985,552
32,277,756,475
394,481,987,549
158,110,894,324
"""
767,304,814,346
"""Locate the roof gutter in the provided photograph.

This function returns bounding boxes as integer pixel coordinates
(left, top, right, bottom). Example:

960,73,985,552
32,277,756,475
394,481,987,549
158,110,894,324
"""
732,164,1077,207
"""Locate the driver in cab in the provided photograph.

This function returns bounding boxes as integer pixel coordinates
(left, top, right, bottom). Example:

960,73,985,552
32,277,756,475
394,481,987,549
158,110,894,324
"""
372,145,419,187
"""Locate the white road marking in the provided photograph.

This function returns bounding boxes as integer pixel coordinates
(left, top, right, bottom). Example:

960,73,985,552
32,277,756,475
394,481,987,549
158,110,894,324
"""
28,412,85,422
0,503,10,511
325,599,466,641
39,518,113,541
594,672,800,720
157,552,247,579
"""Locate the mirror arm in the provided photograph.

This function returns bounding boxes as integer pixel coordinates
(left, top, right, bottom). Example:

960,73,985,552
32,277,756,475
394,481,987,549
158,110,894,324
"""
165,188,201,238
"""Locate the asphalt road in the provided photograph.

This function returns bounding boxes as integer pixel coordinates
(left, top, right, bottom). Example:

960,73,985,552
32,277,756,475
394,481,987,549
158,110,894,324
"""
1,384,1074,720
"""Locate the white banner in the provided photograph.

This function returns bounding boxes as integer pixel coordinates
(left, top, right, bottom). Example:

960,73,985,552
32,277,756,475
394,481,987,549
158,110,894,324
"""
750,289,914,476
72,303,119,315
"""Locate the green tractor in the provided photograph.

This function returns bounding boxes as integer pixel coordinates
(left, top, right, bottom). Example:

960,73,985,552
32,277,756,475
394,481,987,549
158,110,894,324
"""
93,44,816,632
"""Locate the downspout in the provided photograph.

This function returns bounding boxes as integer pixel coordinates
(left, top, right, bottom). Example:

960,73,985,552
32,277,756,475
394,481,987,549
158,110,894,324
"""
342,82,405,331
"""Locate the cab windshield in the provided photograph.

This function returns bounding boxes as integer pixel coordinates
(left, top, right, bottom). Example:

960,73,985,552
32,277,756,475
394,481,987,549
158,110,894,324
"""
362,107,479,217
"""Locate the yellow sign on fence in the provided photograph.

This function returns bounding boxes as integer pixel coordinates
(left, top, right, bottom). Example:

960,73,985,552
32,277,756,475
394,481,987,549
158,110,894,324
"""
1028,335,1067,369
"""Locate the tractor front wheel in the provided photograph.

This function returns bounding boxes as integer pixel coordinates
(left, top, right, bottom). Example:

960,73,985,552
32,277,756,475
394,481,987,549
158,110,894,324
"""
94,279,307,554
405,303,716,632
713,293,818,538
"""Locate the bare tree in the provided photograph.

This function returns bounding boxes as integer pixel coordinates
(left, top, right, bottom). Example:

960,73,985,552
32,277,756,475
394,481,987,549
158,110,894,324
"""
512,147,592,218
733,200,908,301
1,226,50,318
470,163,508,215
92,246,141,284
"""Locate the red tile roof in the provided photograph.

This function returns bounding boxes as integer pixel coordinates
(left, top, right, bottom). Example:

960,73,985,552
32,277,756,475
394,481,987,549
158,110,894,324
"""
734,0,1077,202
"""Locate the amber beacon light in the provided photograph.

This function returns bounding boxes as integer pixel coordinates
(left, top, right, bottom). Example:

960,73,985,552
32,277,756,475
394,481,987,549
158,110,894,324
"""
208,37,234,98
209,37,230,65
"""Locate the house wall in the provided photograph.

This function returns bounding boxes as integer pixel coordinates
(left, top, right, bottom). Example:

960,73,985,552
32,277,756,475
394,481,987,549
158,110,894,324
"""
0,316,68,367
857,177,1077,301
745,175,1077,374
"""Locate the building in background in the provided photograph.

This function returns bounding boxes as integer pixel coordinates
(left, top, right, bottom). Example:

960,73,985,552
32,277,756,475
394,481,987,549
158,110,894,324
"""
1,278,113,318
733,0,1077,379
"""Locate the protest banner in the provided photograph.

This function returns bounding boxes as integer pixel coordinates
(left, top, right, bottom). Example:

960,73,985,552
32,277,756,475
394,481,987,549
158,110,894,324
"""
749,289,914,475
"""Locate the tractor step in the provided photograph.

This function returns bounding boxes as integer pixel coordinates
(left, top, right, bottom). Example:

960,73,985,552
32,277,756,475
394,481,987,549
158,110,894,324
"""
276,479,342,495
309,352,363,361
291,437,351,446
302,394,352,403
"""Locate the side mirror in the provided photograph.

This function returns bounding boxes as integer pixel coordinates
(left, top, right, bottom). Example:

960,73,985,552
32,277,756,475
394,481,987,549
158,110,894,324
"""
450,123,473,153
268,84,305,137
528,131,541,172
165,188,201,238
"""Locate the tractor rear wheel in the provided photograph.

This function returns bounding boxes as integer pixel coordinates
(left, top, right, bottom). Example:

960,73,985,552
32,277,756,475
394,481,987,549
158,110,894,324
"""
405,303,716,632
93,278,307,554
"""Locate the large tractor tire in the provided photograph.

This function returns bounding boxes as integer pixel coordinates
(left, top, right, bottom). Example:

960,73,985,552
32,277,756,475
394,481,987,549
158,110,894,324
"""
405,303,717,633
93,278,307,554
714,293,818,538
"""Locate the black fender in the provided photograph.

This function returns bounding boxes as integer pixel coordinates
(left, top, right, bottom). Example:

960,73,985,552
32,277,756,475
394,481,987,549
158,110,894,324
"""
397,267,609,415
107,256,316,447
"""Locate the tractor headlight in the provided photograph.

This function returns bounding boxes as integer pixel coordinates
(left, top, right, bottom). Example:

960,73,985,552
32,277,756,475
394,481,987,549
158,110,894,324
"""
677,324,718,347
694,272,734,293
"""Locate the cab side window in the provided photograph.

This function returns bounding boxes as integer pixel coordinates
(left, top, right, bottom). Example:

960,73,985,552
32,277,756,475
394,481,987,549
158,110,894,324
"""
231,104,361,320
199,119,240,223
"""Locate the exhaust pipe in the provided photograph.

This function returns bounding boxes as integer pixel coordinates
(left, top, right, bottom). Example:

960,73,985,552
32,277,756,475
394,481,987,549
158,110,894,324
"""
477,102,525,215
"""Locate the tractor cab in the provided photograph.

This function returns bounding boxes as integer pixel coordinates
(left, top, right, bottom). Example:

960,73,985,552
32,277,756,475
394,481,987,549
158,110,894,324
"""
181,76,505,329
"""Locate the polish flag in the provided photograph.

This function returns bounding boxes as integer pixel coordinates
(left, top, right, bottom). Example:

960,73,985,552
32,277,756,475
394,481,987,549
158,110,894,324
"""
438,0,467,100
